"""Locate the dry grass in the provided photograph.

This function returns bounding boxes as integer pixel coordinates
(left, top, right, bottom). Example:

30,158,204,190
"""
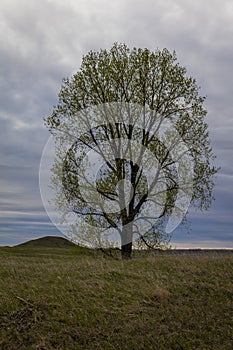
0,246,233,349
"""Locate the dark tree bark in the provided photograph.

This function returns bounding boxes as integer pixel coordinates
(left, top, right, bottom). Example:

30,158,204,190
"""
121,242,132,259
121,224,133,259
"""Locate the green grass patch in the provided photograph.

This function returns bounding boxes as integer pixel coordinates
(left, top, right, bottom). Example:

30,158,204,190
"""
0,247,232,349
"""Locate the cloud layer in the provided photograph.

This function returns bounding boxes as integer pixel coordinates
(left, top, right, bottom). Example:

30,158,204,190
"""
0,0,232,246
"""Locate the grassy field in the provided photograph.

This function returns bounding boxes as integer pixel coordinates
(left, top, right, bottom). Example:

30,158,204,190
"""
0,245,232,349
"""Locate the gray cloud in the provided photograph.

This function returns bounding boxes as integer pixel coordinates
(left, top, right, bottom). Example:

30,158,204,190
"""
0,0,232,246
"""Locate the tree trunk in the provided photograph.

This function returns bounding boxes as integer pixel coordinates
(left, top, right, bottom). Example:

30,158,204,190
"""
121,241,132,259
121,223,133,259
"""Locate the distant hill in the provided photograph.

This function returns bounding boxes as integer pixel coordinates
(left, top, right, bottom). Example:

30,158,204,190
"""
16,236,76,248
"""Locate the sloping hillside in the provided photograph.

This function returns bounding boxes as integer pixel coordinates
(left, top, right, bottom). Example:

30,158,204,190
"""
16,236,76,248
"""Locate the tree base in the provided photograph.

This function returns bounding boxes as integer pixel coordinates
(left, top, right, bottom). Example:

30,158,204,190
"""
121,242,132,259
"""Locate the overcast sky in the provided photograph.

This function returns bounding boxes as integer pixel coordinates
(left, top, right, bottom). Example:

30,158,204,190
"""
0,0,232,247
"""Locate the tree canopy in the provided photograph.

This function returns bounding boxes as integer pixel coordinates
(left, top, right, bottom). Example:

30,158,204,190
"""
45,43,218,259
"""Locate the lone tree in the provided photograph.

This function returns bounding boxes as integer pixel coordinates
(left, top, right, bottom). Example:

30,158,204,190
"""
45,43,218,259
